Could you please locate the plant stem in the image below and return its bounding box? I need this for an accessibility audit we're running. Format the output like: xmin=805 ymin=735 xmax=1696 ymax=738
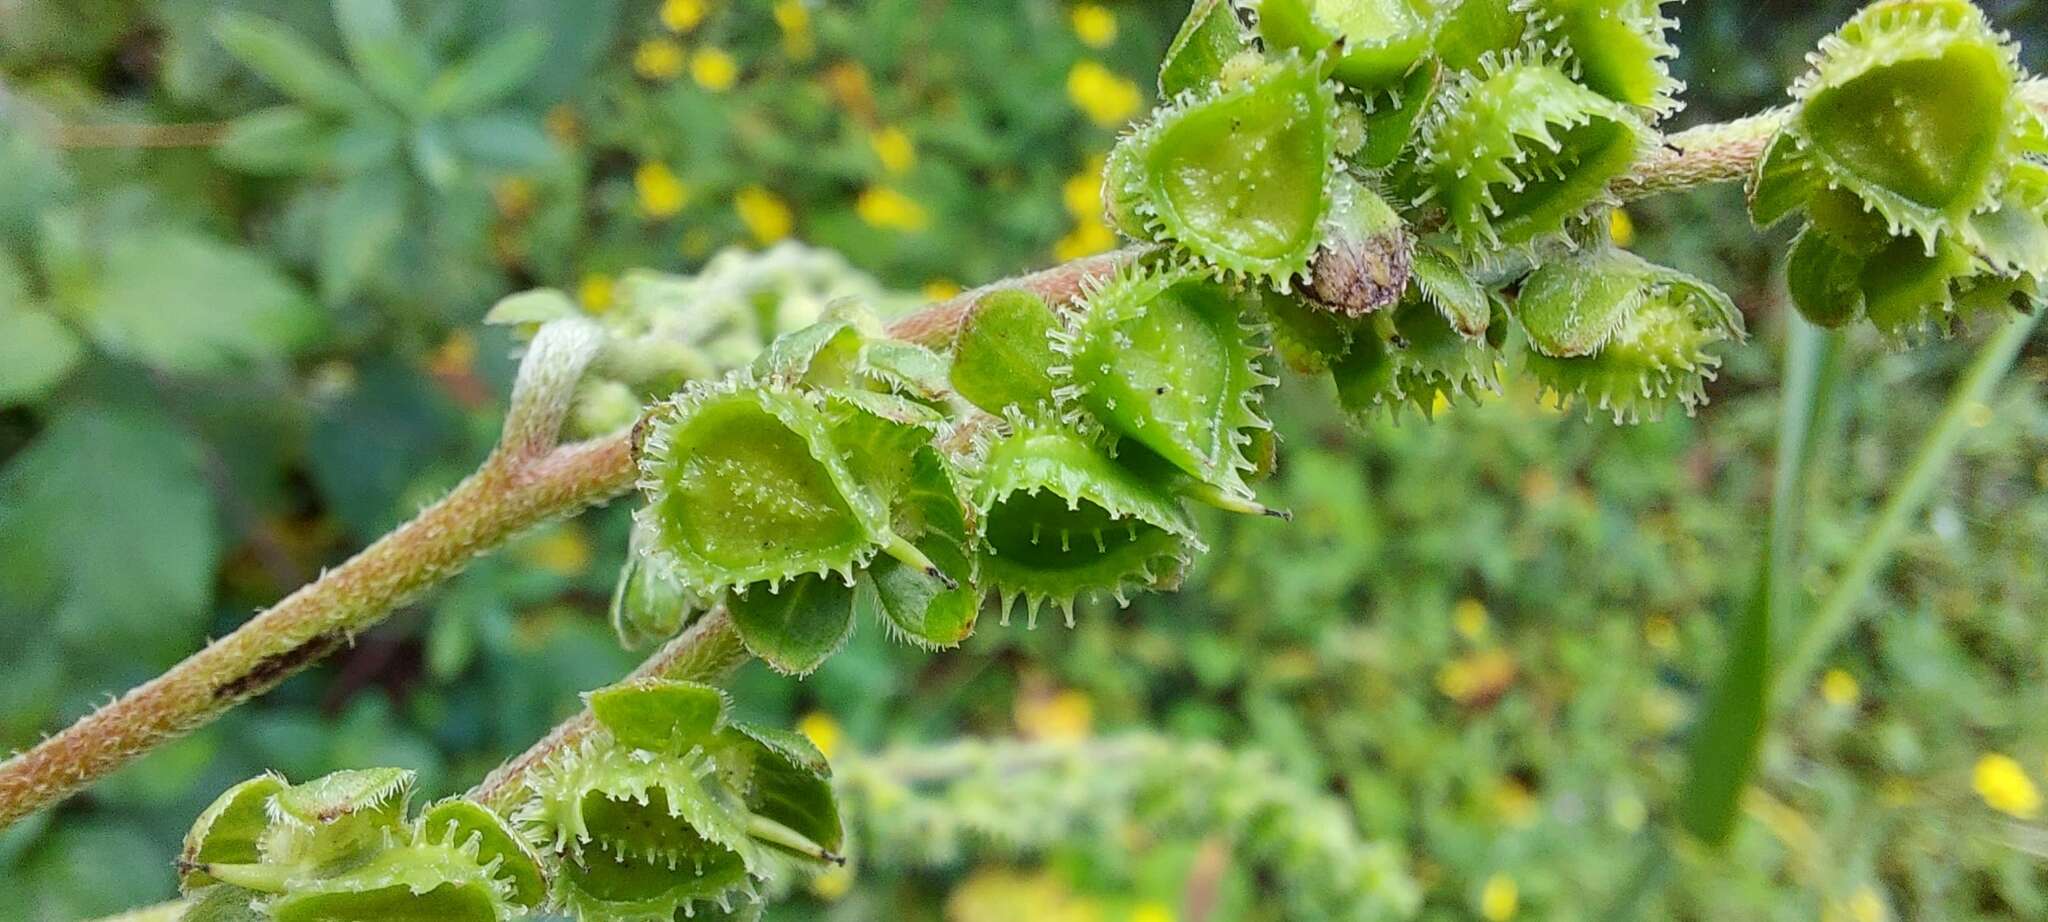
xmin=469 ymin=607 xmax=746 ymax=811
xmin=1771 ymin=310 xmax=2043 ymax=707
xmin=0 ymin=102 xmax=2004 ymax=830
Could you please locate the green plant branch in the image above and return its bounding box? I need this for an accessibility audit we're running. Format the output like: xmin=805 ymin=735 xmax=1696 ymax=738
xmin=1771 ymin=309 xmax=2044 ymax=707
xmin=0 ymin=103 xmax=1987 ymax=831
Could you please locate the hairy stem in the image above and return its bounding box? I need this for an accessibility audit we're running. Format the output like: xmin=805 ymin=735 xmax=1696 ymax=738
xmin=0 ymin=103 xmax=1947 ymax=830
xmin=469 ymin=607 xmax=747 ymax=810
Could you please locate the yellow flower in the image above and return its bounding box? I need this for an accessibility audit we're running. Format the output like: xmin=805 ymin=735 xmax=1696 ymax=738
xmin=1018 ymin=688 xmax=1094 ymax=742
xmin=870 ymin=126 xmax=916 ymax=175
xmin=1071 ymin=3 xmax=1118 ymax=49
xmin=660 ymin=0 xmax=706 ymax=33
xmin=857 ymin=185 xmax=930 ymax=232
xmin=632 ymin=39 xmax=686 ymax=80
xmin=1480 ymin=874 xmax=1518 ymax=921
xmin=634 ymin=161 xmax=689 ymax=219
xmin=1820 ymin=668 xmax=1860 ymax=708
xmin=1436 ymin=649 xmax=1516 ymax=705
xmin=1129 ymin=902 xmax=1174 ymax=922
xmin=735 ymin=186 xmax=793 ymax=244
xmin=923 ymin=279 xmax=963 ymax=301
xmin=1062 ymin=158 xmax=1105 ymax=220
xmin=1846 ymin=886 xmax=1888 ymax=922
xmin=1973 ymin=753 xmax=2042 ymax=819
xmin=1643 ymin=614 xmax=1678 ymax=655
xmin=1492 ymin=778 xmax=1536 ymax=827
xmin=1067 ymin=60 xmax=1143 ymax=127
xmin=1608 ymin=207 xmax=1636 ymax=248
xmin=578 ymin=272 xmax=615 ymax=312
xmin=1453 ymin=598 xmax=1489 ymax=642
xmin=773 ymin=0 xmax=814 ymax=59
xmin=517 ymin=524 xmax=592 ymax=577
xmin=692 ymin=47 xmax=739 ymax=92
xmin=1054 ymin=219 xmax=1117 ymax=262
xmin=797 ymin=712 xmax=844 ymax=760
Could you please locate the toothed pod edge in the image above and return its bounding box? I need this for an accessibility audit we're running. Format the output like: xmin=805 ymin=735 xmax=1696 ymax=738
xmin=1110 ymin=54 xmax=1339 ymax=287
xmin=1421 ymin=58 xmax=1653 ymax=251
xmin=969 ymin=417 xmax=1200 ymax=627
xmin=1252 ymin=0 xmax=1445 ymax=92
xmin=1524 ymin=0 xmax=1684 ymax=115
xmin=1516 ymin=246 xmax=1745 ymax=423
xmin=1787 ymin=0 xmax=2026 ymax=248
xmin=1054 ymin=261 xmax=1276 ymax=504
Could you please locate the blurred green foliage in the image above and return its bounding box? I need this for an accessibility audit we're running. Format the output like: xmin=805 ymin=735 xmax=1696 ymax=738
xmin=0 ymin=1 xmax=2045 ymax=920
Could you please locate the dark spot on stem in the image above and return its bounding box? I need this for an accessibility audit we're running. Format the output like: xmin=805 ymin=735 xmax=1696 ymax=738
xmin=212 ymin=631 xmax=346 ymax=701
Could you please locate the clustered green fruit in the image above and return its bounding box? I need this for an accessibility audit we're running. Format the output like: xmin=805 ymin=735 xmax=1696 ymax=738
xmin=1751 ymin=0 xmax=2046 ymax=337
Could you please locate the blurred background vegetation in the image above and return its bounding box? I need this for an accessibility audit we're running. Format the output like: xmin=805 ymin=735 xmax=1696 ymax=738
xmin=1 ymin=1 xmax=2046 ymax=919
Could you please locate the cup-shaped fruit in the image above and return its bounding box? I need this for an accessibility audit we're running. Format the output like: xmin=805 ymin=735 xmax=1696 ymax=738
xmin=859 ymin=446 xmax=981 ymax=650
xmin=587 ymin=678 xmax=732 ymax=756
xmin=1108 ymin=55 xmax=1338 ymax=284
xmin=263 ymin=842 xmax=519 ymax=922
xmin=610 ymin=518 xmax=712 ymax=649
xmin=262 ymin=768 xmax=417 ymax=871
xmin=1330 ymin=293 xmax=1504 ymax=422
xmin=1423 ymin=61 xmax=1650 ymax=249
xmin=181 ymin=773 xmax=288 ymax=889
xmin=949 ymin=289 xmax=1064 ymax=417
xmin=1253 ymin=0 xmax=1443 ymax=91
xmin=635 ymin=378 xmax=893 ymax=595
xmin=1159 ymin=0 xmax=1250 ymax=96
xmin=1516 ymin=247 xmax=1745 ymax=422
xmin=1055 ymin=264 xmax=1275 ymax=504
xmin=970 ymin=419 xmax=1199 ymax=625
xmin=415 ymin=799 xmax=549 ymax=910
xmin=1788 ymin=0 xmax=2024 ymax=245
xmin=1526 ymin=0 xmax=1682 ymax=113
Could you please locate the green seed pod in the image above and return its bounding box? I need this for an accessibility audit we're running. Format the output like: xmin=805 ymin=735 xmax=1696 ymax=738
xmin=181 ymin=773 xmax=288 ymax=890
xmin=713 ymin=724 xmax=844 ymax=865
xmin=729 ymin=573 xmax=860 ymax=677
xmin=262 ymin=768 xmax=417 ymax=871
xmin=1964 ymin=160 xmax=2048 ymax=279
xmin=1259 ymin=283 xmax=1356 ymax=375
xmin=750 ymin=317 xmax=867 ymax=389
xmin=860 ymin=446 xmax=980 ymax=650
xmin=1159 ymin=0 xmax=1250 ymax=97
xmin=1354 ymin=58 xmax=1443 ymax=171
xmin=1525 ymin=0 xmax=1683 ymax=114
xmin=1330 ymin=292 xmax=1504 ymax=422
xmin=1434 ymin=0 xmax=1531 ymax=72
xmin=635 ymin=376 xmax=894 ymax=595
xmin=858 ymin=338 xmax=953 ymax=402
xmin=949 ymin=289 xmax=1064 ymax=417
xmin=610 ymin=519 xmax=712 ymax=650
xmin=1747 ymin=129 xmax=1825 ymax=230
xmin=1053 ymin=263 xmax=1275 ymax=505
xmin=1253 ymin=0 xmax=1443 ymax=92
xmin=969 ymin=418 xmax=1199 ymax=625
xmin=587 ymin=678 xmax=731 ymax=756
xmin=1421 ymin=59 xmax=1651 ymax=250
xmin=1787 ymin=0 xmax=2025 ymax=246
xmin=416 ymin=799 xmax=548 ymax=910
xmin=1110 ymin=55 xmax=1339 ymax=285
xmin=264 ymin=842 xmax=515 ymax=922
xmin=1516 ymin=246 xmax=1745 ymax=422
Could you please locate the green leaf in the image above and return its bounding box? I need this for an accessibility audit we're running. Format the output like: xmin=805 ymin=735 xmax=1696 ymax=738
xmin=948 ymin=289 xmax=1061 ymax=415
xmin=215 ymin=106 xmax=340 ymax=176
xmin=724 ymin=723 xmax=843 ymax=860
xmin=0 ymin=307 xmax=82 ymax=406
xmin=587 ymin=678 xmax=730 ymax=755
xmin=483 ymin=288 xmax=577 ymax=325
xmin=1159 ymin=0 xmax=1248 ymax=97
xmin=320 ymin=168 xmax=408 ymax=304
xmin=729 ymin=574 xmax=859 ymax=677
xmin=213 ymin=12 xmax=379 ymax=115
xmin=0 ymin=406 xmax=219 ymax=664
xmin=182 ymin=885 xmax=269 ymax=922
xmin=1676 ymin=554 xmax=1773 ymax=847
xmin=67 ymin=227 xmax=322 ymax=372
xmin=444 ymin=114 xmax=557 ymax=170
xmin=425 ymin=28 xmax=548 ymax=115
xmin=333 ymin=0 xmax=433 ymax=110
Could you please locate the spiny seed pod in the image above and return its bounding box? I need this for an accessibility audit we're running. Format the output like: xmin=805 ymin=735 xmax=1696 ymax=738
xmin=969 ymin=417 xmax=1199 ymax=626
xmin=587 ymin=678 xmax=731 ymax=756
xmin=1785 ymin=225 xmax=1980 ymax=338
xmin=1159 ymin=0 xmax=1250 ymax=97
xmin=1253 ymin=0 xmax=1444 ymax=92
xmin=1516 ymin=246 xmax=1745 ymax=422
xmin=636 ymin=375 xmax=917 ymax=596
xmin=729 ymin=573 xmax=861 ymax=677
xmin=1785 ymin=0 xmax=2026 ymax=246
xmin=860 ymin=445 xmax=981 ymax=650
xmin=610 ymin=518 xmax=712 ymax=650
xmin=1354 ymin=58 xmax=1443 ymax=171
xmin=182 ymin=772 xmax=542 ymax=922
xmin=1259 ymin=283 xmax=1356 ymax=375
xmin=949 ymin=289 xmax=1064 ymax=417
xmin=1305 ymin=177 xmax=1413 ymax=317
xmin=1434 ymin=0 xmax=1531 ymax=72
xmin=1525 ymin=0 xmax=1683 ymax=115
xmin=1052 ymin=262 xmax=1276 ymax=507
xmin=1421 ymin=59 xmax=1651 ymax=250
xmin=1108 ymin=54 xmax=1339 ymax=285
xmin=1964 ymin=160 xmax=2048 ymax=280
xmin=1327 ymin=244 xmax=1507 ymax=417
